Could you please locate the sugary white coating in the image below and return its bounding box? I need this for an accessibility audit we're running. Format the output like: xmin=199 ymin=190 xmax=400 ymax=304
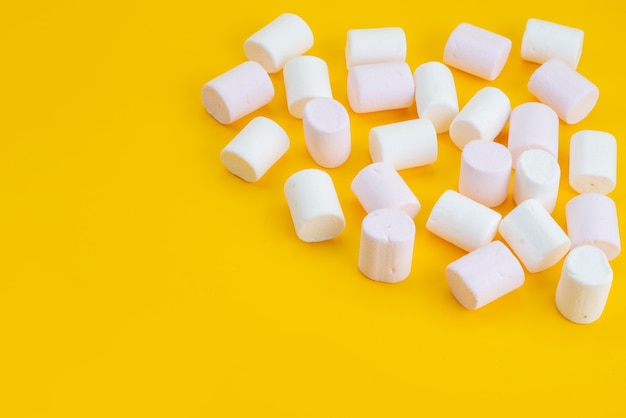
xmin=243 ymin=13 xmax=314 ymax=73
xmin=556 ymin=245 xmax=613 ymax=324
xmin=302 ymin=97 xmax=351 ymax=168
xmin=449 ymin=86 xmax=511 ymax=150
xmin=521 ymin=18 xmax=584 ymax=69
xmin=351 ymin=162 xmax=420 ymax=218
xmin=498 ymin=199 xmax=571 ymax=273
xmin=446 ymin=240 xmax=525 ymax=310
xmin=369 ymin=118 xmax=437 ymax=170
xmin=283 ymin=55 xmax=333 ymax=118
xmin=347 ymin=61 xmax=415 ymax=113
xmin=507 ymin=102 xmax=559 ymax=167
xmin=513 ymin=149 xmax=561 ymax=214
xmin=569 ymin=130 xmax=617 ymax=194
xmin=201 ymin=61 xmax=274 ymax=125
xmin=443 ymin=22 xmax=512 ymax=81
xmin=345 ymin=27 xmax=407 ymax=69
xmin=458 ymin=140 xmax=512 ymax=208
xmin=565 ymin=193 xmax=621 ymax=261
xmin=220 ymin=116 xmax=289 ymax=182
xmin=527 ymin=57 xmax=599 ymax=124
xmin=358 ymin=208 xmax=416 ymax=283
xmin=414 ymin=61 xmax=459 ymax=133
xmin=284 ymin=169 xmax=345 ymax=242
xmin=426 ymin=189 xmax=502 ymax=252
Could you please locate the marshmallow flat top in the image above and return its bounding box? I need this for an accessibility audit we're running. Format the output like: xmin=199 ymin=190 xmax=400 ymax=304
xmin=302 ymin=97 xmax=351 ymax=168
xmin=346 ymin=27 xmax=407 ymax=69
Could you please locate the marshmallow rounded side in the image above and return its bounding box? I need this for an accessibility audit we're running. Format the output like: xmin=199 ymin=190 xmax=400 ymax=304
xmin=569 ymin=130 xmax=617 ymax=195
xmin=507 ymin=102 xmax=559 ymax=166
xmin=369 ymin=118 xmax=438 ymax=170
xmin=513 ymin=149 xmax=561 ymax=214
xmin=284 ymin=55 xmax=333 ymax=118
xmin=414 ymin=61 xmax=459 ymax=133
xmin=346 ymin=27 xmax=407 ymax=69
xmin=302 ymin=97 xmax=351 ymax=168
xmin=347 ymin=61 xmax=415 ymax=113
xmin=521 ymin=18 xmax=584 ymax=69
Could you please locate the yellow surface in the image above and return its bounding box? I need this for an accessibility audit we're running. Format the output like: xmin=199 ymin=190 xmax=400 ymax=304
xmin=1 ymin=1 xmax=625 ymax=416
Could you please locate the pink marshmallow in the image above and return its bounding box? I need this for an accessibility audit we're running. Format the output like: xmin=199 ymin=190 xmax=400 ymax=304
xmin=507 ymin=102 xmax=559 ymax=167
xmin=347 ymin=61 xmax=415 ymax=113
xmin=302 ymin=97 xmax=351 ymax=168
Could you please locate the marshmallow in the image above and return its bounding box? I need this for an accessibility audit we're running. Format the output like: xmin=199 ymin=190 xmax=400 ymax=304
xmin=284 ymin=169 xmax=345 ymax=242
xmin=351 ymin=162 xmax=420 ymax=218
xmin=513 ymin=149 xmax=561 ymax=214
xmin=414 ymin=61 xmax=459 ymax=133
xmin=443 ymin=22 xmax=512 ymax=81
xmin=555 ymin=245 xmax=613 ymax=324
xmin=527 ymin=57 xmax=599 ymax=124
xmin=569 ymin=130 xmax=617 ymax=195
xmin=449 ymin=86 xmax=511 ymax=150
xmin=283 ymin=55 xmax=333 ymax=118
xmin=507 ymin=102 xmax=559 ymax=167
xmin=446 ymin=241 xmax=525 ymax=310
xmin=243 ymin=13 xmax=314 ymax=73
xmin=220 ymin=116 xmax=289 ymax=182
xmin=345 ymin=27 xmax=407 ymax=69
xmin=458 ymin=140 xmax=512 ymax=207
xmin=498 ymin=199 xmax=571 ymax=273
xmin=302 ymin=97 xmax=351 ymax=168
xmin=201 ymin=61 xmax=274 ymax=125
xmin=347 ymin=61 xmax=415 ymax=113
xmin=369 ymin=118 xmax=438 ymax=170
xmin=521 ymin=18 xmax=584 ymax=69
xmin=358 ymin=208 xmax=416 ymax=283
xmin=426 ymin=189 xmax=502 ymax=252
xmin=565 ymin=193 xmax=621 ymax=261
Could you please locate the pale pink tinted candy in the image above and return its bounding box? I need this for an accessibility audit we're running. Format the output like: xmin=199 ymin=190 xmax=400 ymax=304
xmin=347 ymin=61 xmax=415 ymax=113
xmin=507 ymin=102 xmax=559 ymax=167
xmin=303 ymin=98 xmax=351 ymax=168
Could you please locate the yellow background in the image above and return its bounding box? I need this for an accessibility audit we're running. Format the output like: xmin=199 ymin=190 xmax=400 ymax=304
xmin=1 ymin=0 xmax=624 ymax=416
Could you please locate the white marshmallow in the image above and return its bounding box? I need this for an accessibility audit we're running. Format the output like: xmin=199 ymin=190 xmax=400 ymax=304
xmin=358 ymin=208 xmax=416 ymax=283
xmin=284 ymin=169 xmax=345 ymax=242
xmin=498 ymin=199 xmax=571 ymax=273
xmin=345 ymin=27 xmax=407 ymax=69
xmin=243 ymin=13 xmax=314 ymax=73
xmin=569 ymin=130 xmax=617 ymax=195
xmin=302 ymin=97 xmax=351 ymax=168
xmin=201 ymin=61 xmax=274 ymax=125
xmin=283 ymin=55 xmax=333 ymax=118
xmin=513 ymin=149 xmax=561 ymax=214
xmin=446 ymin=240 xmax=525 ymax=310
xmin=443 ymin=22 xmax=512 ymax=81
xmin=527 ymin=57 xmax=599 ymax=124
xmin=556 ymin=245 xmax=613 ymax=324
xmin=369 ymin=118 xmax=438 ymax=170
xmin=449 ymin=86 xmax=511 ymax=150
xmin=351 ymin=162 xmax=420 ymax=218
xmin=347 ymin=61 xmax=415 ymax=113
xmin=566 ymin=193 xmax=621 ymax=261
xmin=414 ymin=61 xmax=459 ymax=133
xmin=220 ymin=116 xmax=289 ymax=182
xmin=521 ymin=18 xmax=584 ymax=69
xmin=507 ymin=102 xmax=559 ymax=167
xmin=426 ymin=189 xmax=502 ymax=252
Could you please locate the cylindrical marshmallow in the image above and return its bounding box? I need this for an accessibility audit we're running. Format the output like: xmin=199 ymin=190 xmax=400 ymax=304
xmin=565 ymin=193 xmax=621 ymax=261
xmin=345 ymin=27 xmax=407 ymax=69
xmin=507 ymin=102 xmax=559 ymax=166
xmin=283 ymin=55 xmax=333 ymax=118
xmin=528 ymin=57 xmax=599 ymax=124
xmin=569 ymin=130 xmax=617 ymax=195
xmin=513 ymin=149 xmax=561 ymax=214
xmin=414 ymin=61 xmax=459 ymax=134
xmin=284 ymin=169 xmax=345 ymax=242
xmin=521 ymin=18 xmax=584 ymax=69
xmin=459 ymin=140 xmax=512 ymax=207
xmin=369 ymin=118 xmax=438 ymax=170
xmin=351 ymin=162 xmax=420 ymax=218
xmin=302 ymin=97 xmax=351 ymax=168
xmin=201 ymin=61 xmax=274 ymax=125
xmin=443 ymin=22 xmax=512 ymax=81
xmin=556 ymin=245 xmax=613 ymax=324
xmin=347 ymin=61 xmax=415 ymax=113
xmin=243 ymin=13 xmax=314 ymax=73
xmin=498 ymin=198 xmax=571 ymax=273
xmin=449 ymin=86 xmax=511 ymax=150
xmin=358 ymin=208 xmax=416 ymax=283
xmin=426 ymin=189 xmax=502 ymax=252
xmin=220 ymin=116 xmax=289 ymax=182
xmin=446 ymin=240 xmax=525 ymax=310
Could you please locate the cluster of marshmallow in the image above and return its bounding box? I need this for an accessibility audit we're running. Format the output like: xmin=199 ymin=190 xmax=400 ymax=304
xmin=201 ymin=14 xmax=620 ymax=324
